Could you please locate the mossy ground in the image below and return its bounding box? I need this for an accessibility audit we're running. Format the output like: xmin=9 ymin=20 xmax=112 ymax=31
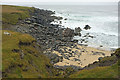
xmin=2 ymin=30 xmax=52 ymax=78
xmin=69 ymin=63 xmax=118 ymax=78
xmin=2 ymin=5 xmax=34 ymax=25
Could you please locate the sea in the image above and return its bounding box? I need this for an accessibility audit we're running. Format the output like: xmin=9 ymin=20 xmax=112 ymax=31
xmin=2 ymin=3 xmax=118 ymax=50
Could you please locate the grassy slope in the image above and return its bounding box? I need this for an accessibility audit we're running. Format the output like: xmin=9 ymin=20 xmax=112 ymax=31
xmin=2 ymin=30 xmax=52 ymax=78
xmin=2 ymin=5 xmax=34 ymax=25
xmin=70 ymin=63 xmax=118 ymax=78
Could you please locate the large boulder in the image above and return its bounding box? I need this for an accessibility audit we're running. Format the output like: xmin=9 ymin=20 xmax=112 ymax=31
xmin=75 ymin=27 xmax=82 ymax=33
xmin=71 ymin=39 xmax=78 ymax=43
xmin=74 ymin=27 xmax=82 ymax=36
xmin=62 ymin=28 xmax=74 ymax=37
xmin=84 ymin=25 xmax=91 ymax=30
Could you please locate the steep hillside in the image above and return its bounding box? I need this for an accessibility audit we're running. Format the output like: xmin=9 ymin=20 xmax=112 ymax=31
xmin=2 ymin=30 xmax=52 ymax=78
xmin=70 ymin=63 xmax=118 ymax=78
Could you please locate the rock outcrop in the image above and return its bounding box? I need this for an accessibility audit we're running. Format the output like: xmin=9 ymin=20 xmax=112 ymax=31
xmin=62 ymin=28 xmax=74 ymax=37
xmin=84 ymin=25 xmax=91 ymax=30
xmin=74 ymin=27 xmax=82 ymax=36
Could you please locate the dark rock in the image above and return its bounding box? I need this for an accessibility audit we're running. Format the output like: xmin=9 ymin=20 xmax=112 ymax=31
xmin=64 ymin=18 xmax=67 ymax=20
xmin=63 ymin=55 xmax=70 ymax=60
xmin=46 ymin=64 xmax=50 ymax=68
xmin=19 ymin=41 xmax=31 ymax=46
xmin=100 ymin=45 xmax=103 ymax=47
xmin=62 ymin=28 xmax=74 ymax=37
xmin=75 ymin=50 xmax=79 ymax=54
xmin=84 ymin=25 xmax=91 ymax=30
xmin=18 ymin=64 xmax=23 ymax=67
xmin=88 ymin=35 xmax=94 ymax=38
xmin=98 ymin=57 xmax=103 ymax=61
xmin=59 ymin=56 xmax=63 ymax=62
xmin=74 ymin=27 xmax=82 ymax=36
xmin=59 ymin=21 xmax=62 ymax=24
xmin=111 ymin=53 xmax=115 ymax=56
xmin=68 ymin=49 xmax=72 ymax=52
xmin=12 ymin=49 xmax=20 ymax=53
xmin=23 ymin=66 xmax=28 ymax=72
xmin=71 ymin=39 xmax=78 ymax=43
xmin=72 ymin=51 xmax=74 ymax=53
xmin=92 ymin=52 xmax=105 ymax=56
xmin=74 ymin=58 xmax=81 ymax=61
xmin=84 ymin=41 xmax=88 ymax=43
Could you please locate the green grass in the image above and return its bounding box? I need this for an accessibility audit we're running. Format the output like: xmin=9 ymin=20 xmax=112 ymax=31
xmin=2 ymin=30 xmax=52 ymax=78
xmin=99 ymin=55 xmax=116 ymax=63
xmin=2 ymin=5 xmax=34 ymax=25
xmin=69 ymin=63 xmax=118 ymax=78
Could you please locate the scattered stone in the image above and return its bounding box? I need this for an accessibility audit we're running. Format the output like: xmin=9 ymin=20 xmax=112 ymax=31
xmin=84 ymin=25 xmax=91 ymax=30
xmin=12 ymin=49 xmax=20 ymax=53
xmin=92 ymin=52 xmax=105 ymax=56
xmin=63 ymin=55 xmax=70 ymax=60
xmin=62 ymin=28 xmax=74 ymax=37
xmin=74 ymin=58 xmax=81 ymax=61
xmin=71 ymin=39 xmax=78 ymax=43
xmin=74 ymin=27 xmax=82 ymax=36
xmin=59 ymin=21 xmax=62 ymax=24
xmin=100 ymin=45 xmax=103 ymax=47
xmin=98 ymin=57 xmax=103 ymax=61
xmin=68 ymin=49 xmax=72 ymax=52
xmin=64 ymin=18 xmax=67 ymax=20
xmin=88 ymin=35 xmax=94 ymax=38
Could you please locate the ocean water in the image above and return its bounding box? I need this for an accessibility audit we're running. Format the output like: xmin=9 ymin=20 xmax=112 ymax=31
xmin=34 ymin=5 xmax=118 ymax=50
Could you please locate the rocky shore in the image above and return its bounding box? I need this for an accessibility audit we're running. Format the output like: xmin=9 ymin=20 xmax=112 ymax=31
xmin=3 ymin=7 xmax=114 ymax=70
